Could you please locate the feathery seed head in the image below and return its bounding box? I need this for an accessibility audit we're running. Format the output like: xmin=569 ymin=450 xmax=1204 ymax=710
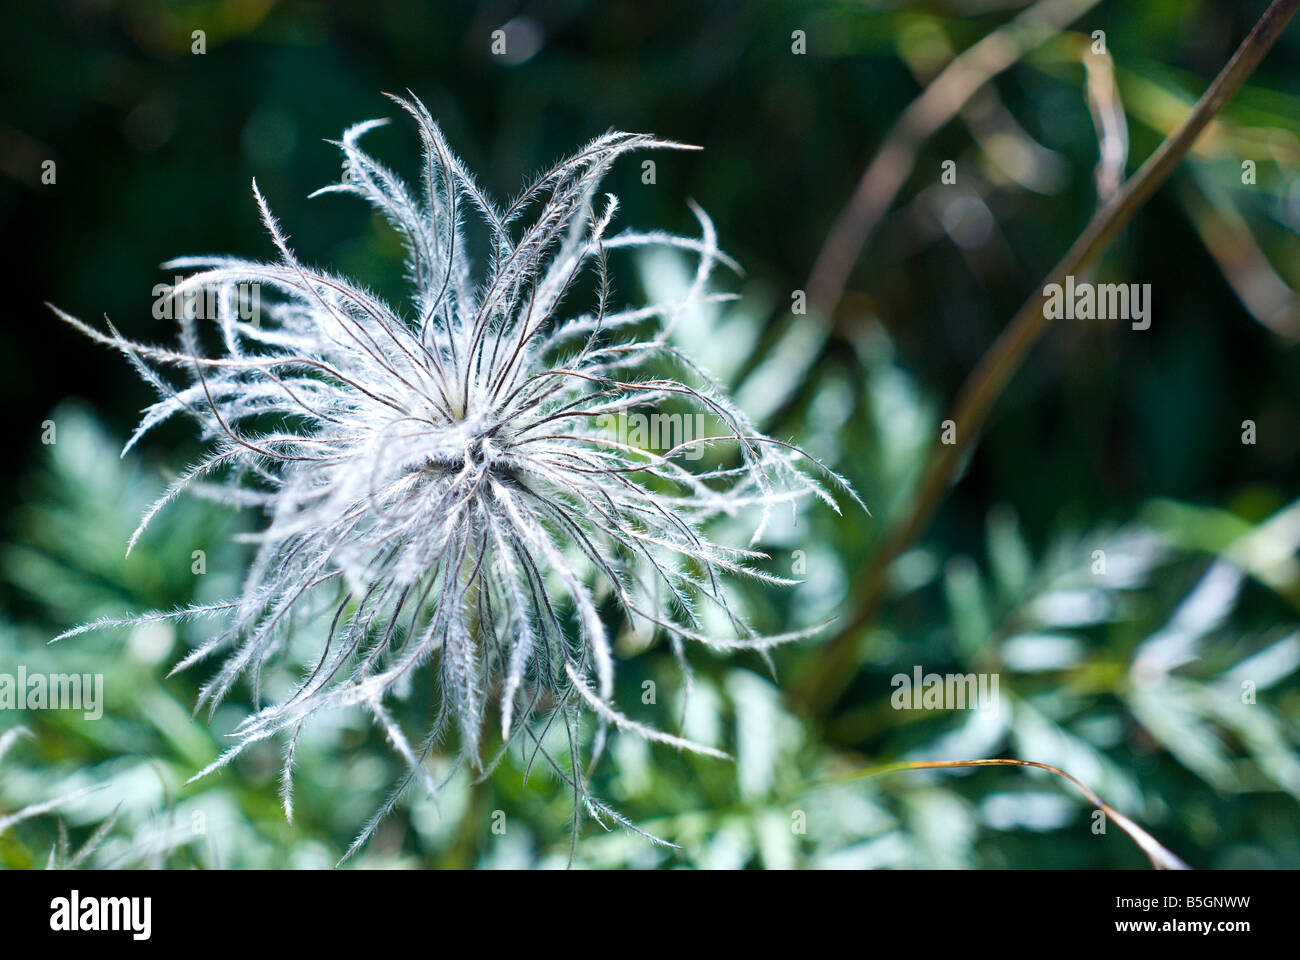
xmin=52 ymin=93 xmax=862 ymax=855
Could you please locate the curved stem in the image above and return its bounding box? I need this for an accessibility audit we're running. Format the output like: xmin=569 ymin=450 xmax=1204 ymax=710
xmin=816 ymin=758 xmax=1190 ymax=869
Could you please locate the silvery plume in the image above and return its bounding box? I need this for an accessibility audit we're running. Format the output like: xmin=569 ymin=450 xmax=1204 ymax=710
xmin=52 ymin=93 xmax=860 ymax=856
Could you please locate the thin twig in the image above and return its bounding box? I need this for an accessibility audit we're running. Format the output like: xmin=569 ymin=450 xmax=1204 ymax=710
xmin=802 ymin=0 xmax=1300 ymax=710
xmin=1079 ymin=35 xmax=1128 ymax=203
xmin=817 ymin=758 xmax=1191 ymax=869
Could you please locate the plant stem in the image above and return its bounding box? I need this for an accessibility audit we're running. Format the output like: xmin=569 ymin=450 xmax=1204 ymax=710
xmin=816 ymin=758 xmax=1190 ymax=869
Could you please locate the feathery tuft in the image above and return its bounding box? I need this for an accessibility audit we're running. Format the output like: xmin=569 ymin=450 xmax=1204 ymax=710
xmin=52 ymin=93 xmax=860 ymax=854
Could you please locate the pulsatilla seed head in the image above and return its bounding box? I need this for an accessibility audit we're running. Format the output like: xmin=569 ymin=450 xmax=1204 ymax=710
xmin=51 ymin=91 xmax=862 ymax=857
